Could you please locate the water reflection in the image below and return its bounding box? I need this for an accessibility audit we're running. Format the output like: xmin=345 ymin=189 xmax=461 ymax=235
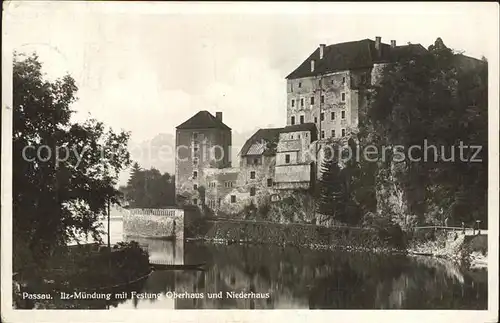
xmin=111 ymin=241 xmax=486 ymax=310
xmin=66 ymin=220 xmax=487 ymax=310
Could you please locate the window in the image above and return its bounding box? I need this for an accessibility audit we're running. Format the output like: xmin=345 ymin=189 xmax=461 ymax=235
xmin=193 ymin=157 xmax=199 ymax=165
xmin=321 ymin=95 xmax=325 ymax=104
xmin=218 ymin=198 xmax=221 ymax=206
xmin=291 ymin=116 xmax=295 ymax=125
xmin=193 ymin=147 xmax=199 ymax=153
xmin=193 ymin=198 xmax=198 ymax=205
xmin=230 ymin=195 xmax=236 ymax=203
xmin=285 ymin=154 xmax=290 ymax=164
xmin=321 ymin=131 xmax=325 ymax=139
xmin=300 ymin=98 xmax=304 ymax=107
xmin=331 ymin=129 xmax=336 ymax=137
xmin=331 ymin=112 xmax=335 ymax=120
xmin=250 ymin=187 xmax=256 ymax=197
xmin=298 ymin=82 xmax=302 ymax=88
xmin=341 ymin=110 xmax=346 ymax=119
xmin=193 ymin=184 xmax=198 ymax=190
xmin=298 ymin=134 xmax=301 ymax=139
xmin=305 ymin=133 xmax=308 ymax=137
xmin=291 ymin=134 xmax=294 ymax=139
xmin=314 ymin=117 xmax=318 ymax=123
xmin=310 ymin=97 xmax=315 ymax=105
xmin=320 ymin=113 xmax=324 ymax=121
xmin=250 ymin=171 xmax=256 ymax=179
xmin=318 ymin=79 xmax=322 ymax=86
xmin=193 ymin=171 xmax=198 ymax=179
xmin=193 ymin=132 xmax=198 ymax=140
xmin=342 ymin=129 xmax=346 ymax=137
xmin=361 ymin=75 xmax=366 ymax=84
xmin=341 ymin=92 xmax=346 ymax=102
xmin=253 ymin=158 xmax=260 ymax=165
xmin=291 ymin=99 xmax=295 ymax=107
xmin=342 ymin=77 xmax=346 ymax=84
xmin=225 ymin=181 xmax=233 ymax=188
xmin=290 ymin=83 xmax=293 ymax=92
xmin=300 ymin=115 xmax=304 ymax=124
xmin=267 ymin=178 xmax=273 ymax=187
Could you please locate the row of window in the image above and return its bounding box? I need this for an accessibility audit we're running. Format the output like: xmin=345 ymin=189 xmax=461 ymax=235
xmin=320 ymin=129 xmax=347 ymax=139
xmin=287 ymin=133 xmax=306 ymax=140
xmin=291 ymin=93 xmax=346 ymax=108
xmin=290 ymin=110 xmax=346 ymax=126
xmin=192 ymin=179 xmax=234 ymax=189
xmin=290 ymin=77 xmax=347 ymax=92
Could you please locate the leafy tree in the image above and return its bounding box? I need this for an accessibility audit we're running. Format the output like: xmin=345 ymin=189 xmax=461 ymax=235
xmin=121 ymin=165 xmax=176 ymax=208
xmin=366 ymin=37 xmax=488 ymax=227
xmin=13 ymin=53 xmax=131 ymax=265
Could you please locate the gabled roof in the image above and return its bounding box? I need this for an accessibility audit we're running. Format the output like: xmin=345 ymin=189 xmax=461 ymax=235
xmin=286 ymin=39 xmax=427 ymax=79
xmin=240 ymin=128 xmax=283 ymax=157
xmin=176 ymin=110 xmax=231 ymax=130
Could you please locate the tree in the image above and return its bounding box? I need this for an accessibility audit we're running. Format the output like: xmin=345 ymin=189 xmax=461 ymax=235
xmin=121 ymin=165 xmax=176 ymax=208
xmin=317 ymin=141 xmax=349 ymax=224
xmin=316 ymin=138 xmax=368 ymax=226
xmin=13 ymin=53 xmax=131 ymax=265
xmin=367 ymin=37 xmax=488 ymax=227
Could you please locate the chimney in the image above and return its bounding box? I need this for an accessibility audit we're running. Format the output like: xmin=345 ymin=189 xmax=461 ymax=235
xmin=311 ymin=60 xmax=315 ymax=72
xmin=375 ymin=36 xmax=382 ymax=56
xmin=319 ymin=44 xmax=326 ymax=59
xmin=391 ymin=40 xmax=396 ymax=48
xmin=216 ymin=112 xmax=222 ymax=122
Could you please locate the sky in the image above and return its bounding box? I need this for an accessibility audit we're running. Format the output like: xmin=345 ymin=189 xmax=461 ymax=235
xmin=4 ymin=2 xmax=499 ymax=184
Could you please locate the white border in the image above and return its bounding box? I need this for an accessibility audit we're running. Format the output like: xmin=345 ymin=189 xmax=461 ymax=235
xmin=2 ymin=2 xmax=499 ymax=323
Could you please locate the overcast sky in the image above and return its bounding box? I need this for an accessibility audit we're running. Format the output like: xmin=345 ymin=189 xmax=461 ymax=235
xmin=4 ymin=2 xmax=498 ymax=183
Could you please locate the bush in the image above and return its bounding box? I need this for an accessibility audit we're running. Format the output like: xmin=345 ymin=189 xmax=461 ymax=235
xmin=362 ymin=212 xmax=407 ymax=250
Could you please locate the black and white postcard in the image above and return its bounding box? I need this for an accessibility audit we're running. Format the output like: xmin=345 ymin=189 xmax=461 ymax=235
xmin=1 ymin=2 xmax=499 ymax=323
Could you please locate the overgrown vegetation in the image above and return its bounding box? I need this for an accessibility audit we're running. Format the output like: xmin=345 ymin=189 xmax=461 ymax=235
xmin=119 ymin=162 xmax=176 ymax=208
xmin=14 ymin=241 xmax=150 ymax=309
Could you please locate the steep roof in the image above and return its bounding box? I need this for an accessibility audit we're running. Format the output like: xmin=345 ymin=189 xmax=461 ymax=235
xmin=176 ymin=110 xmax=231 ymax=130
xmin=280 ymin=123 xmax=318 ymax=141
xmin=239 ymin=128 xmax=283 ymax=157
xmin=286 ymin=39 xmax=427 ymax=79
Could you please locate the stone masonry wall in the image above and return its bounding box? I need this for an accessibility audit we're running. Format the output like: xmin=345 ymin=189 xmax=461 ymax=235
xmin=124 ymin=208 xmax=185 ymax=240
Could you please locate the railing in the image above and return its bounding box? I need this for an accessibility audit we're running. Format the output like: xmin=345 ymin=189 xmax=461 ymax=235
xmin=129 ymin=208 xmax=179 ymax=217
xmin=411 ymin=225 xmax=484 ymax=235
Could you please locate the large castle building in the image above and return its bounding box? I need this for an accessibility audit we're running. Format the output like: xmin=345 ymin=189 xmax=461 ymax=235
xmin=175 ymin=37 xmax=427 ymax=212
xmin=285 ymin=37 xmax=426 ymax=141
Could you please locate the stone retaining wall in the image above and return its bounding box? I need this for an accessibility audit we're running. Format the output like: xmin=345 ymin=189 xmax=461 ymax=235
xmin=195 ymin=219 xmax=406 ymax=252
xmin=123 ymin=208 xmax=184 ymax=240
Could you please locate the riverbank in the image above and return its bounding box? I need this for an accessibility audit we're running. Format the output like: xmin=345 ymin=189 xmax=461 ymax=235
xmin=190 ymin=218 xmax=407 ymax=253
xmin=407 ymin=230 xmax=488 ymax=268
xmin=13 ymin=241 xmax=151 ymax=309
xmin=189 ymin=219 xmax=488 ymax=269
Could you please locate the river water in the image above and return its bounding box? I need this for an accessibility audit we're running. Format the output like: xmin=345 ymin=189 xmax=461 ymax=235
xmin=91 ymin=219 xmax=488 ymax=309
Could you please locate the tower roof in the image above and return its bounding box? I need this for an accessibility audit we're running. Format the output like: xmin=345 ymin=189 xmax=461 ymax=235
xmin=176 ymin=110 xmax=231 ymax=130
